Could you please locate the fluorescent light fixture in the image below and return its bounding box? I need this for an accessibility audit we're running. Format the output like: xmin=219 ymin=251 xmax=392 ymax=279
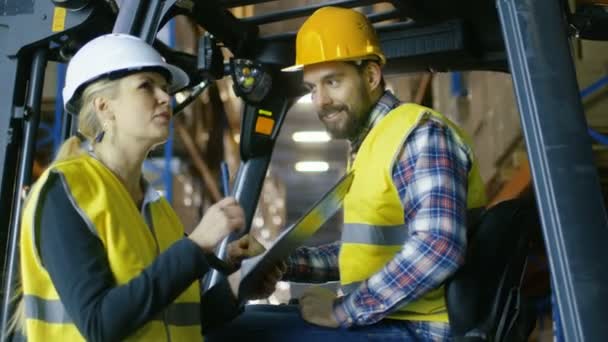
xmin=297 ymin=93 xmax=312 ymax=104
xmin=277 ymin=281 xmax=290 ymax=291
xmin=260 ymin=228 xmax=271 ymax=239
xmin=292 ymin=131 xmax=330 ymax=143
xmin=295 ymin=161 xmax=329 ymax=173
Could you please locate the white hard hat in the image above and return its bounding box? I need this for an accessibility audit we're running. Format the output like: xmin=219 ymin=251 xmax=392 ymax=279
xmin=63 ymin=33 xmax=189 ymax=114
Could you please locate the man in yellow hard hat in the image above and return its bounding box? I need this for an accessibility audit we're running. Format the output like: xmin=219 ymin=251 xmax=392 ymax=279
xmin=207 ymin=7 xmax=487 ymax=341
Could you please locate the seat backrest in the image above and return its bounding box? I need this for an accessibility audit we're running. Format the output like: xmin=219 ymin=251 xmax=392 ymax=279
xmin=445 ymin=198 xmax=540 ymax=341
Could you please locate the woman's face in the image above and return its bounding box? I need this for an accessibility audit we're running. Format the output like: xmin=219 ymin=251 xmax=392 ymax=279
xmin=106 ymin=71 xmax=172 ymax=147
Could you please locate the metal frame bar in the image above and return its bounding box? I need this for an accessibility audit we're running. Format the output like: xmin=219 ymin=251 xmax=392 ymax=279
xmin=260 ymin=17 xmax=417 ymax=41
xmin=53 ymin=63 xmax=67 ymax=154
xmin=241 ymin=0 xmax=386 ymax=25
xmin=220 ymin=0 xmax=277 ymax=8
xmin=0 ymin=55 xmax=23 ymax=263
xmin=204 ymin=154 xmax=272 ymax=290
xmin=497 ymin=0 xmax=608 ymax=339
xmin=113 ymin=0 xmax=178 ymax=43
xmin=60 ymin=104 xmax=76 ymax=142
xmin=368 ymin=9 xmax=401 ymax=23
xmin=162 ymin=18 xmax=177 ymax=204
xmin=112 ymin=0 xmax=148 ymax=36
xmin=0 ymin=48 xmax=48 ymax=340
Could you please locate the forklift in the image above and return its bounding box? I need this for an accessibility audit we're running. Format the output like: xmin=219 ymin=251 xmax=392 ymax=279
xmin=0 ymin=0 xmax=607 ymax=340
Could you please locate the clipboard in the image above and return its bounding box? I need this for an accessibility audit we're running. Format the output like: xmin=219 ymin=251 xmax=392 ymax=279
xmin=237 ymin=171 xmax=354 ymax=302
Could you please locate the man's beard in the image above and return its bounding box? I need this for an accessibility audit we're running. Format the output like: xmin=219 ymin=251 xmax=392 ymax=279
xmin=318 ymin=99 xmax=371 ymax=140
xmin=319 ymin=107 xmax=364 ymax=139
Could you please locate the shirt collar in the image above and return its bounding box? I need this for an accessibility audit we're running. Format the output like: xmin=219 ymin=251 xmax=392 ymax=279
xmin=349 ymin=90 xmax=401 ymax=153
xmin=141 ymin=178 xmax=161 ymax=206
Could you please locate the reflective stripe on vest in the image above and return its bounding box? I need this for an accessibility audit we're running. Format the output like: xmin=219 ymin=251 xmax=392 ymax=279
xmin=342 ymin=223 xmax=407 ymax=245
xmin=24 ymin=296 xmax=71 ymax=324
xmin=339 ymin=104 xmax=487 ymax=323
xmin=21 ymin=155 xmax=202 ymax=341
xmin=24 ymin=295 xmax=200 ymax=326
xmin=340 ymin=223 xmax=408 ymax=296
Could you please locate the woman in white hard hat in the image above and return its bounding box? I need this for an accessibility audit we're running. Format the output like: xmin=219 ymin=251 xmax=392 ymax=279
xmin=12 ymin=33 xmax=279 ymax=342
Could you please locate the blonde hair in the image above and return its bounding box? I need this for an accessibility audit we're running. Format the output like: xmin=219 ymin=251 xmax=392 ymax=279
xmin=54 ymin=78 xmax=119 ymax=161
xmin=8 ymin=78 xmax=120 ymax=335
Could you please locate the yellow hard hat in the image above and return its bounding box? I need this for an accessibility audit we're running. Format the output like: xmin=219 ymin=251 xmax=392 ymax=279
xmin=283 ymin=7 xmax=386 ymax=71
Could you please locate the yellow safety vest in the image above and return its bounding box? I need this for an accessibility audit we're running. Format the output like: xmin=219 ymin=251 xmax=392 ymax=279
xmin=340 ymin=103 xmax=487 ymax=323
xmin=20 ymin=154 xmax=202 ymax=341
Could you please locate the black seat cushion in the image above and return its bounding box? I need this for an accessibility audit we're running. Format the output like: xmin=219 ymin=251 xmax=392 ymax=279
xmin=446 ymin=198 xmax=540 ymax=341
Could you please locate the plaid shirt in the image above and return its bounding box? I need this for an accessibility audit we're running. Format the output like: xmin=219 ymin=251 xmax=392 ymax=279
xmin=285 ymin=91 xmax=471 ymax=340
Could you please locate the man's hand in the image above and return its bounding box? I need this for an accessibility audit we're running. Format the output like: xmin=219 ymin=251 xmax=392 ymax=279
xmin=226 ymin=234 xmax=286 ymax=299
xmin=227 ymin=261 xmax=286 ymax=299
xmin=299 ymin=286 xmax=340 ymax=328
xmin=226 ymin=234 xmax=266 ymax=268
xmin=248 ymin=261 xmax=286 ymax=300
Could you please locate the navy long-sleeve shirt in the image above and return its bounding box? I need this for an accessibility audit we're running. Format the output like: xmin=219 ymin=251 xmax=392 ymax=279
xmin=36 ymin=173 xmax=240 ymax=341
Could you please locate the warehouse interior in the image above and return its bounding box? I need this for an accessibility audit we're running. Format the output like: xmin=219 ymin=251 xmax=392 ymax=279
xmin=1 ymin=0 xmax=608 ymax=340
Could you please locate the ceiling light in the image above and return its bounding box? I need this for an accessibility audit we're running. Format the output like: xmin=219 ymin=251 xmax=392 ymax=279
xmin=295 ymin=161 xmax=329 ymax=173
xmin=260 ymin=228 xmax=271 ymax=239
xmin=272 ymin=216 xmax=282 ymax=225
xmin=277 ymin=281 xmax=290 ymax=291
xmin=292 ymin=131 xmax=330 ymax=143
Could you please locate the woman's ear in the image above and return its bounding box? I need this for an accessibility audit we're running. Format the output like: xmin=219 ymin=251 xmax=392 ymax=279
xmin=93 ymin=96 xmax=114 ymax=122
xmin=365 ymin=62 xmax=382 ymax=92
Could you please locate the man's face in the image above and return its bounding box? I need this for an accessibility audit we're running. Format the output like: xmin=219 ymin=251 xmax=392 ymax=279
xmin=303 ymin=61 xmax=376 ymax=140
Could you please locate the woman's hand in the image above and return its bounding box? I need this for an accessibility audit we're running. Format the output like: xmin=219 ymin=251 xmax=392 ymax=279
xmin=226 ymin=234 xmax=266 ymax=268
xmin=249 ymin=261 xmax=286 ymax=300
xmin=188 ymin=197 xmax=244 ymax=252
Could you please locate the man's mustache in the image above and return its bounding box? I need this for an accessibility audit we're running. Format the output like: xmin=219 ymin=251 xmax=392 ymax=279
xmin=318 ymin=105 xmax=347 ymax=119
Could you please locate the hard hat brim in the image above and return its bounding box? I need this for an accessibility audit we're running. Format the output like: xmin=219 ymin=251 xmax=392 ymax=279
xmin=164 ymin=63 xmax=190 ymax=93
xmin=282 ymin=55 xmax=386 ymax=73
xmin=282 ymin=64 xmax=304 ymax=72
xmin=65 ymin=63 xmax=189 ymax=115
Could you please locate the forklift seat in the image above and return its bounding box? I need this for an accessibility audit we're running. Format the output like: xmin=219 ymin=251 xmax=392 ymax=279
xmin=445 ymin=198 xmax=540 ymax=342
